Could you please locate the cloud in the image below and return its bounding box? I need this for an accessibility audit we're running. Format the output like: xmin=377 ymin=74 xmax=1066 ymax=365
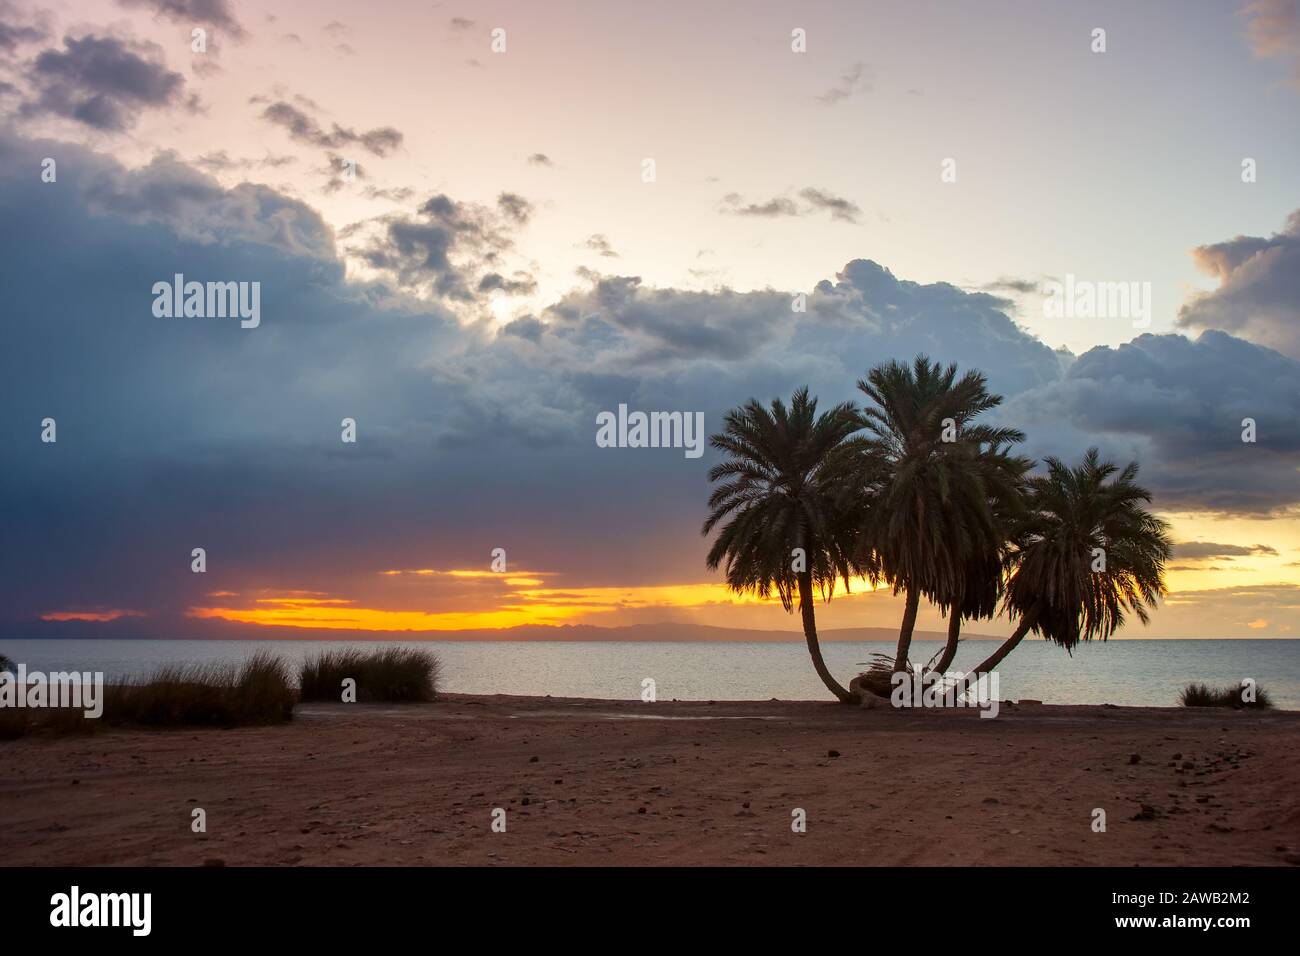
xmin=1242 ymin=0 xmax=1300 ymax=87
xmin=21 ymin=34 xmax=189 ymax=131
xmin=582 ymin=234 xmax=619 ymax=258
xmin=478 ymin=271 xmax=538 ymax=295
xmin=527 ymin=152 xmax=553 ymax=167
xmin=1003 ymin=330 xmax=1300 ymax=514
xmin=117 ymin=0 xmax=246 ymax=38
xmin=2 ymin=130 xmax=1297 ymax=635
xmin=818 ymin=61 xmax=871 ymax=105
xmin=193 ymin=150 xmax=297 ymax=172
xmin=0 ymin=2 xmax=50 ymax=52
xmin=720 ymin=188 xmax=861 ymax=223
xmin=1172 ymin=541 xmax=1280 ymax=559
xmin=319 ymin=152 xmax=364 ymax=194
xmin=1177 ymin=209 xmax=1300 ymax=358
xmin=353 ymin=191 xmax=532 ymax=300
xmin=450 ymin=17 xmax=476 ymax=31
xmin=496 ymin=191 xmax=533 ymax=225
xmin=979 ymin=276 xmax=1042 ymax=295
xmin=502 ymin=316 xmax=545 ymax=342
xmin=720 ymin=193 xmax=799 ymax=218
xmin=361 ymin=184 xmax=414 ymax=203
xmin=259 ymin=100 xmax=404 ymax=157
xmin=798 ymin=188 xmax=861 ymax=224
xmin=79 ymin=147 xmax=335 ymax=258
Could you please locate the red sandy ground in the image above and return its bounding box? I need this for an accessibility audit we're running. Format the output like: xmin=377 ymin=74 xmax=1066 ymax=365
xmin=2 ymin=695 xmax=1298 ymax=866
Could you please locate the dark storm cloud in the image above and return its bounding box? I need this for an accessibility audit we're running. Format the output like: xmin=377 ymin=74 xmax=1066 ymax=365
xmin=1177 ymin=209 xmax=1300 ymax=359
xmin=1002 ymin=330 xmax=1300 ymax=514
xmin=0 ymin=131 xmax=465 ymax=628
xmin=3 ymin=130 xmax=1298 ymax=635
xmin=117 ymin=0 xmax=246 ymax=37
xmin=259 ymin=100 xmax=403 ymax=157
xmin=21 ymin=34 xmax=188 ymax=131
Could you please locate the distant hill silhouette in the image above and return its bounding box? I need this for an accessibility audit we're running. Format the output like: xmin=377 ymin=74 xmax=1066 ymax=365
xmin=4 ymin=615 xmax=998 ymax=643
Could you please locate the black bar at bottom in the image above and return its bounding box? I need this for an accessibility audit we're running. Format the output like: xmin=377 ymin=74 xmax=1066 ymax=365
xmin=0 ymin=865 xmax=1285 ymax=941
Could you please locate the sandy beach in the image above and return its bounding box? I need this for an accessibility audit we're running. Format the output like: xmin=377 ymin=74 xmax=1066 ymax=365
xmin=2 ymin=694 xmax=1297 ymax=867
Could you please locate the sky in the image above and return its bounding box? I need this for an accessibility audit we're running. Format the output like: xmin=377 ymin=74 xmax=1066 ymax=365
xmin=1 ymin=0 xmax=1299 ymax=640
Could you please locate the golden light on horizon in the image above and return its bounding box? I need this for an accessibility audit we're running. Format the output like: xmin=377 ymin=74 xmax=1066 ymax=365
xmin=185 ymin=574 xmax=888 ymax=632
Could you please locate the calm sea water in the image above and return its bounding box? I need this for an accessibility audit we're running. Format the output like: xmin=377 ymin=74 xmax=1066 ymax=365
xmin=3 ymin=638 xmax=1298 ymax=709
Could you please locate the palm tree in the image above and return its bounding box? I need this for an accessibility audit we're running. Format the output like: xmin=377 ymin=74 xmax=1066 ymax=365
xmin=703 ymin=387 xmax=874 ymax=704
xmin=963 ymin=448 xmax=1172 ymax=679
xmin=930 ymin=443 xmax=1031 ymax=674
xmin=855 ymin=356 xmax=1025 ymax=675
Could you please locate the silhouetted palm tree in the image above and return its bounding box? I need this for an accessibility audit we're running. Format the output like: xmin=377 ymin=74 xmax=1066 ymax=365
xmin=703 ymin=387 xmax=874 ymax=704
xmin=855 ymin=357 xmax=1025 ymax=674
xmin=963 ymin=449 xmax=1172 ymax=678
xmin=930 ymin=443 xmax=1032 ymax=674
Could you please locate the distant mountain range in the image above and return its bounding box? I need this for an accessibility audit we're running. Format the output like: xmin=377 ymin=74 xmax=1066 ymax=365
xmin=7 ymin=616 xmax=998 ymax=642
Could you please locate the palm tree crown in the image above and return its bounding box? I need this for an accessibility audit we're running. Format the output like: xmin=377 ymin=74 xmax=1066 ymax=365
xmin=855 ymin=356 xmax=1027 ymax=671
xmin=1004 ymin=447 xmax=1172 ymax=650
xmin=703 ymin=387 xmax=873 ymax=702
xmin=703 ymin=387 xmax=869 ymax=607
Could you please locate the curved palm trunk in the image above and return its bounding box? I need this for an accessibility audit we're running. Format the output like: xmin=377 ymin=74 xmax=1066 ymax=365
xmin=797 ymin=570 xmax=855 ymax=704
xmin=964 ymin=605 xmax=1042 ymax=679
xmin=932 ymin=610 xmax=962 ymax=674
xmin=893 ymin=584 xmax=921 ymax=672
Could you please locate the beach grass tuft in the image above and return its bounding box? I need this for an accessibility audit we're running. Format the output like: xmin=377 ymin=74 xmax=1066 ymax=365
xmin=108 ymin=651 xmax=296 ymax=727
xmin=1179 ymin=681 xmax=1273 ymax=709
xmin=0 ymin=651 xmax=295 ymax=739
xmin=299 ymin=647 xmax=440 ymax=703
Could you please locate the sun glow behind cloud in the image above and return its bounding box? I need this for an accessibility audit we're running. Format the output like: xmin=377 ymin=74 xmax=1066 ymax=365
xmin=185 ymin=571 xmax=886 ymax=631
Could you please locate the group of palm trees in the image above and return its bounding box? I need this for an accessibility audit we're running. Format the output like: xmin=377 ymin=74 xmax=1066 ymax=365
xmin=703 ymin=355 xmax=1173 ymax=704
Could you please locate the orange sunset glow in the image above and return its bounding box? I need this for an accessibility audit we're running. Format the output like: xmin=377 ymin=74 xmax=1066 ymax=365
xmin=185 ymin=571 xmax=888 ymax=631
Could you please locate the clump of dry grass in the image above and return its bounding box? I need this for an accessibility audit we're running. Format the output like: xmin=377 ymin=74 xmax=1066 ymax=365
xmin=112 ymin=651 xmax=295 ymax=727
xmin=299 ymin=647 xmax=440 ymax=702
xmin=1179 ymin=681 xmax=1273 ymax=710
xmin=0 ymin=651 xmax=295 ymax=739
